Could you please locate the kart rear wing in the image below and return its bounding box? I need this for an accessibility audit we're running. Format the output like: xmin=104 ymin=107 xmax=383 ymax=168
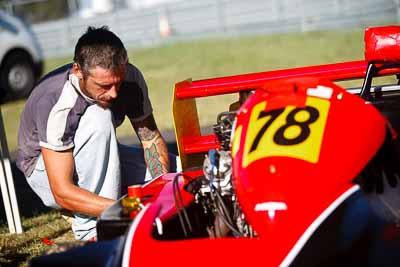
xmin=173 ymin=26 xmax=400 ymax=170
xmin=175 ymin=60 xmax=399 ymax=99
xmin=173 ymin=61 xmax=400 ymax=170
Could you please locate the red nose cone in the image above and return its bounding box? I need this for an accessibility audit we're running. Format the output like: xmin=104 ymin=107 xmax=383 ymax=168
xmin=231 ymin=78 xmax=387 ymax=265
xmin=128 ymin=185 xmax=143 ymax=198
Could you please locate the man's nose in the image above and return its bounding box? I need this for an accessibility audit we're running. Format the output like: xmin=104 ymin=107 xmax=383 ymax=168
xmin=109 ymin=86 xmax=118 ymax=99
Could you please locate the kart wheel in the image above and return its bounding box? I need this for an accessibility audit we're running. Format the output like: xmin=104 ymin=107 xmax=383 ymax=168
xmin=0 ymin=51 xmax=35 ymax=102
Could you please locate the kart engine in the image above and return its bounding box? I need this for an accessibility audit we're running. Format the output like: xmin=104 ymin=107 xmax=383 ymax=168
xmin=188 ymin=111 xmax=255 ymax=238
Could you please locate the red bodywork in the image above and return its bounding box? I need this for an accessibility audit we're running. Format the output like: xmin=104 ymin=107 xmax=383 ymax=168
xmin=121 ymin=26 xmax=400 ymax=267
xmin=365 ymin=25 xmax=400 ymax=63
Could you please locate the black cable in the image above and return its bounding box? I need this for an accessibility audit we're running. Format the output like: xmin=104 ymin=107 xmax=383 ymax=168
xmin=214 ymin=189 xmax=234 ymax=226
xmin=172 ymin=173 xmax=194 ymax=236
xmin=212 ymin=185 xmax=241 ymax=236
xmin=213 ymin=184 xmax=233 ymax=224
xmin=206 ymin=154 xmax=238 ymax=236
xmin=172 ymin=174 xmax=187 ymax=237
xmin=175 ymin=174 xmax=193 ymax=233
xmin=233 ymin=201 xmax=240 ymax=220
xmin=214 ymin=202 xmax=241 ymax=236
xmin=233 ymin=202 xmax=247 ymax=236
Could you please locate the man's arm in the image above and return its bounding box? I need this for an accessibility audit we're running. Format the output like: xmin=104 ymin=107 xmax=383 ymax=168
xmin=131 ymin=114 xmax=169 ymax=178
xmin=41 ymin=147 xmax=115 ymax=217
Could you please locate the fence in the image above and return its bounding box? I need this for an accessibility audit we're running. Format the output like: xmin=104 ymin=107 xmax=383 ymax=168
xmin=10 ymin=0 xmax=400 ymax=58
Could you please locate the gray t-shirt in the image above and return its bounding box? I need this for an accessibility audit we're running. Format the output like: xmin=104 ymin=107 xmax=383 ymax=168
xmin=17 ymin=63 xmax=153 ymax=178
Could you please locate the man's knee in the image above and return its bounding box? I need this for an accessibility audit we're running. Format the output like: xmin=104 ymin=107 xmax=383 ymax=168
xmin=74 ymin=105 xmax=115 ymax=147
xmin=84 ymin=105 xmax=113 ymax=124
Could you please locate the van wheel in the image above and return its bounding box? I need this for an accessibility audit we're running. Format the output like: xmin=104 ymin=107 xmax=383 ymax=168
xmin=0 ymin=51 xmax=35 ymax=102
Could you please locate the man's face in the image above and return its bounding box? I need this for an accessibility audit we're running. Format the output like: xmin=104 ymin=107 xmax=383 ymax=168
xmin=73 ymin=64 xmax=126 ymax=109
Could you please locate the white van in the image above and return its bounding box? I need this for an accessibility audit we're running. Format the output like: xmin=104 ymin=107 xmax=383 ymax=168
xmin=0 ymin=11 xmax=43 ymax=103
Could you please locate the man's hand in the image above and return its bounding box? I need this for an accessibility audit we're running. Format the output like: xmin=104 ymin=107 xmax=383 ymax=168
xmin=41 ymin=147 xmax=115 ymax=217
xmin=359 ymin=129 xmax=400 ymax=194
xmin=132 ymin=114 xmax=169 ymax=178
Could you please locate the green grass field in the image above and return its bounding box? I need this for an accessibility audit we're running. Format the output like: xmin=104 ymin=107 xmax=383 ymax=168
xmin=1 ymin=28 xmax=397 ymax=266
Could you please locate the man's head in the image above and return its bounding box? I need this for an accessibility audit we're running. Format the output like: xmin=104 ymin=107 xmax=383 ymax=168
xmin=72 ymin=26 xmax=128 ymax=108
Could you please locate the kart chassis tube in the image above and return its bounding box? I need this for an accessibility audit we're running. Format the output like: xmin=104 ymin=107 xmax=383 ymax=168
xmin=175 ymin=60 xmax=400 ymax=99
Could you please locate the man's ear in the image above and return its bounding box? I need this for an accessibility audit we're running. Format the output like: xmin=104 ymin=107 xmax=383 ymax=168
xmin=72 ymin=63 xmax=84 ymax=80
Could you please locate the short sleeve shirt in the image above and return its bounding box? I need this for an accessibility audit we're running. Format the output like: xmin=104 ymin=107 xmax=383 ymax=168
xmin=16 ymin=63 xmax=153 ymax=177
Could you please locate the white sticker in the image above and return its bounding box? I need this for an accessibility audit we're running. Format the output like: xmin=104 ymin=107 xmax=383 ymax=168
xmin=307 ymin=85 xmax=333 ymax=99
xmin=255 ymin=201 xmax=288 ymax=220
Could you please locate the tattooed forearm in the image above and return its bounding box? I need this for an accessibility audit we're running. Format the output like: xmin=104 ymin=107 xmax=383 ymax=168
xmin=134 ymin=114 xmax=158 ymax=142
xmin=137 ymin=127 xmax=157 ymax=141
xmin=144 ymin=143 xmax=164 ymax=178
xmin=132 ymin=114 xmax=170 ymax=177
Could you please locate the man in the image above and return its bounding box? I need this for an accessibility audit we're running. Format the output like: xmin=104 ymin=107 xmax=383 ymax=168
xmin=17 ymin=26 xmax=172 ymax=240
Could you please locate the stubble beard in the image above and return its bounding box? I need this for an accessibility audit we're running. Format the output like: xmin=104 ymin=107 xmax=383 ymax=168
xmin=96 ymin=100 xmax=112 ymax=109
xmin=95 ymin=95 xmax=113 ymax=109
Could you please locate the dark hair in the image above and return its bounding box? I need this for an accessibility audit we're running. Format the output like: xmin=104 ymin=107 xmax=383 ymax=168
xmin=73 ymin=26 xmax=128 ymax=76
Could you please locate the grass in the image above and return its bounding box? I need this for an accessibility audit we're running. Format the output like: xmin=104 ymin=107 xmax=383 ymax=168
xmin=1 ymin=29 xmax=398 ymax=266
xmin=0 ymin=211 xmax=73 ymax=266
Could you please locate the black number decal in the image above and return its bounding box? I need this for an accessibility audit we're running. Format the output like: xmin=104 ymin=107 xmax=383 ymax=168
xmin=249 ymin=106 xmax=320 ymax=152
xmin=250 ymin=108 xmax=284 ymax=152
xmin=273 ymin=107 xmax=319 ymax=145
